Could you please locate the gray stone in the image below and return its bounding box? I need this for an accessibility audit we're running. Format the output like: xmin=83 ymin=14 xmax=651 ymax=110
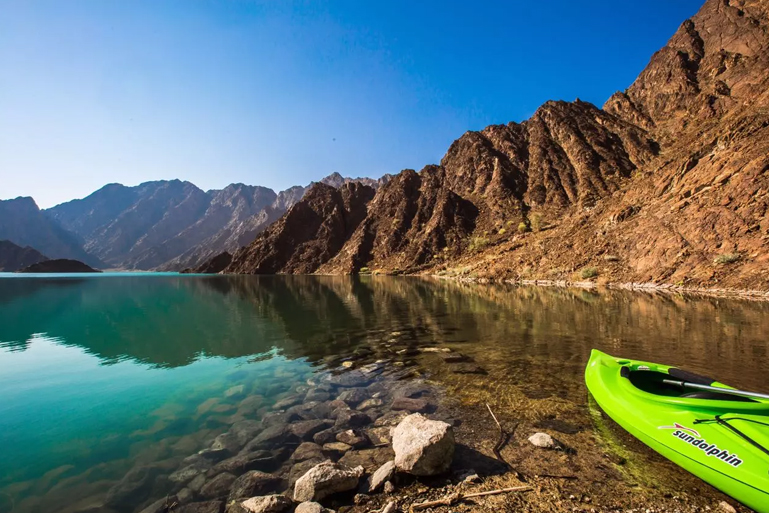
xmin=188 ymin=474 xmax=207 ymax=493
xmin=177 ymin=488 xmax=195 ymax=504
xmin=357 ymin=398 xmax=384 ymax=410
xmin=364 ymin=426 xmax=392 ymax=446
xmin=335 ymin=429 xmax=369 ymax=448
xmin=273 ymin=395 xmax=304 ymax=410
xmin=104 ymin=465 xmax=163 ymax=511
xmin=175 ymin=501 xmax=224 ymax=513
xmin=305 ymin=389 xmax=331 ymax=402
xmin=208 ymin=450 xmax=282 ymax=476
xmin=313 ymin=428 xmax=339 ymax=445
xmin=244 ymin=424 xmax=297 ymax=451
xmin=295 ymin=502 xmax=334 ymax=513
xmin=338 ymin=447 xmax=394 ymax=473
xmin=373 ymin=411 xmax=409 ymax=427
xmin=228 ymin=470 xmax=282 ymax=501
xmin=200 ymin=472 xmax=236 ymax=499
xmin=237 ymin=495 xmax=293 ymax=513
xmin=225 ymin=385 xmax=246 ymax=398
xmin=170 ymin=463 xmax=209 ymax=485
xmin=238 ymin=395 xmax=265 ymax=414
xmin=393 ymin=413 xmax=454 ymax=476
xmin=290 ymin=419 xmax=332 ymax=440
xmin=230 ymin=420 xmax=262 ymax=445
xmin=449 ymin=363 xmax=486 ymax=374
xmin=390 ymin=397 xmax=430 ymax=413
xmin=322 ymin=442 xmax=352 ymax=457
xmin=383 ymin=481 xmax=395 ymax=494
xmin=293 ymin=460 xmax=364 ymax=502
xmin=367 ymin=461 xmax=395 ymax=492
xmin=211 ymin=432 xmax=241 ymax=455
xmin=441 ymin=353 xmax=472 ymax=363
xmin=138 ymin=496 xmax=178 ymax=513
xmin=328 ymin=371 xmax=372 ymax=388
xmin=337 ymin=388 xmax=369 ymax=406
xmin=334 ymin=410 xmax=371 ymax=429
xmin=288 ymin=458 xmax=325 ymax=488
xmin=292 ymin=442 xmax=325 ymax=462
xmin=527 ymin=432 xmax=559 ymax=449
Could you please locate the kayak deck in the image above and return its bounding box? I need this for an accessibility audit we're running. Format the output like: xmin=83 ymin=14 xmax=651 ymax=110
xmin=585 ymin=349 xmax=769 ymax=513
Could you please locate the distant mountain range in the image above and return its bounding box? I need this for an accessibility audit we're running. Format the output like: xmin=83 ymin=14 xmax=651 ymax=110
xmin=0 ymin=173 xmax=389 ymax=271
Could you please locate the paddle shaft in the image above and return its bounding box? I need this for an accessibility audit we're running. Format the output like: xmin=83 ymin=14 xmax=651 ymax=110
xmin=662 ymin=379 xmax=769 ymax=401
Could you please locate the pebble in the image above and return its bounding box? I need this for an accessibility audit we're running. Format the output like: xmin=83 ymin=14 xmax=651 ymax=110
xmin=528 ymin=432 xmax=560 ymax=449
xmin=718 ymin=502 xmax=737 ymax=513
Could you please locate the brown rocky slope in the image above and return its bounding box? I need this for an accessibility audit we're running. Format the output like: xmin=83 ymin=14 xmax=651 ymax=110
xmin=218 ymin=0 xmax=769 ymax=291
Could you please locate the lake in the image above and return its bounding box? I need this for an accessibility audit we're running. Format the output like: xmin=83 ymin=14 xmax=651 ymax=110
xmin=1 ymin=274 xmax=767 ymax=513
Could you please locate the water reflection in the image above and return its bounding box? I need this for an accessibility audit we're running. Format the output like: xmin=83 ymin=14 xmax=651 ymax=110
xmin=2 ymin=275 xmax=768 ymax=388
xmin=1 ymin=275 xmax=768 ymax=513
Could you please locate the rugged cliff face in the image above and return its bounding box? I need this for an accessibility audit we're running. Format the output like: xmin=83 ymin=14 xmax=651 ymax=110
xmin=0 ymin=197 xmax=102 ymax=267
xmin=0 ymin=240 xmax=48 ymax=272
xmin=225 ymin=182 xmax=376 ymax=274
xmin=218 ymin=0 xmax=769 ymax=290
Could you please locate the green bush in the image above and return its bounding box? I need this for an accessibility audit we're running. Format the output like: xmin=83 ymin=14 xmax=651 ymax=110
xmin=517 ymin=222 xmax=531 ymax=233
xmin=580 ymin=266 xmax=598 ymax=279
xmin=469 ymin=237 xmax=490 ymax=251
xmin=530 ymin=213 xmax=543 ymax=232
xmin=498 ymin=228 xmax=507 ymax=235
xmin=714 ymin=253 xmax=740 ymax=264
xmin=359 ymin=266 xmax=371 ymax=274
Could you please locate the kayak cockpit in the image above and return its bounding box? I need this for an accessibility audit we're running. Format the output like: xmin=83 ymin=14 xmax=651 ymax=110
xmin=620 ymin=366 xmax=758 ymax=403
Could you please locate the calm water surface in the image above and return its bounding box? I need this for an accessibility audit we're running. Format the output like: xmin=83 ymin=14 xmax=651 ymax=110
xmin=0 ymin=274 xmax=767 ymax=512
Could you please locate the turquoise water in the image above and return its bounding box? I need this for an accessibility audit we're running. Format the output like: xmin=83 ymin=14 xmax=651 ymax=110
xmin=1 ymin=274 xmax=768 ymax=512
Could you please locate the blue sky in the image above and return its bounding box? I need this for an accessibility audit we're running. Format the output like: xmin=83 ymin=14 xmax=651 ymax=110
xmin=0 ymin=0 xmax=703 ymax=208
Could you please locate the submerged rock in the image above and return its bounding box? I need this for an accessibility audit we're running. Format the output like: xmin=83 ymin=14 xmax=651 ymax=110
xmin=174 ymin=501 xmax=224 ymax=513
xmin=335 ymin=429 xmax=369 ymax=448
xmin=104 ymin=465 xmax=163 ymax=511
xmin=293 ymin=460 xmax=364 ymax=502
xmin=228 ymin=470 xmax=283 ymax=501
xmin=390 ymin=397 xmax=430 ymax=413
xmin=392 ymin=414 xmax=454 ymax=476
xmin=292 ymin=442 xmax=326 ymax=462
xmin=199 ymin=472 xmax=236 ymax=499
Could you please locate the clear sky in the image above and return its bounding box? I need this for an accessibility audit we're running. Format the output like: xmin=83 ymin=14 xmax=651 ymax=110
xmin=0 ymin=0 xmax=703 ymax=208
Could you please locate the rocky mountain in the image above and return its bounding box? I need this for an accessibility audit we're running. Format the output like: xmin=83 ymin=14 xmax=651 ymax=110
xmin=44 ymin=174 xmax=386 ymax=271
xmin=217 ymin=0 xmax=769 ymax=290
xmin=0 ymin=240 xmax=48 ymax=272
xmin=0 ymin=197 xmax=102 ymax=267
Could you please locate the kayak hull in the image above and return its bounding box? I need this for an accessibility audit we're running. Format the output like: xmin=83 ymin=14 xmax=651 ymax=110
xmin=585 ymin=349 xmax=769 ymax=513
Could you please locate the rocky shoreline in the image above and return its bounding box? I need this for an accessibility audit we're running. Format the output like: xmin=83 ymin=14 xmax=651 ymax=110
xmin=97 ymin=355 xmax=749 ymax=513
xmin=431 ymin=275 xmax=769 ymax=301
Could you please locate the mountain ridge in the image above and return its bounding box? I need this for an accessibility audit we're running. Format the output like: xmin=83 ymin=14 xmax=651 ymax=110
xmin=215 ymin=0 xmax=769 ymax=291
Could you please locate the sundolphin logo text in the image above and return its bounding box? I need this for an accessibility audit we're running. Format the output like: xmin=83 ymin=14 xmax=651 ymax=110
xmin=670 ymin=428 xmax=743 ymax=467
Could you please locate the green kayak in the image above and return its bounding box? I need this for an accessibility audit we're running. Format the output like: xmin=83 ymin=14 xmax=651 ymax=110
xmin=585 ymin=349 xmax=769 ymax=512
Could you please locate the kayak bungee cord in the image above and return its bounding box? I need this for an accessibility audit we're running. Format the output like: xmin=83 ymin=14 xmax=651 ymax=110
xmin=693 ymin=415 xmax=769 ymax=459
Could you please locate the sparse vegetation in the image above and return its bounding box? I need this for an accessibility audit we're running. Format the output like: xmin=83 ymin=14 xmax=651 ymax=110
xmin=580 ymin=266 xmax=598 ymax=279
xmin=469 ymin=237 xmax=490 ymax=251
xmin=714 ymin=253 xmax=740 ymax=264
xmin=359 ymin=266 xmax=371 ymax=274
xmin=530 ymin=213 xmax=543 ymax=232
xmin=498 ymin=228 xmax=507 ymax=235
xmin=517 ymin=221 xmax=531 ymax=233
